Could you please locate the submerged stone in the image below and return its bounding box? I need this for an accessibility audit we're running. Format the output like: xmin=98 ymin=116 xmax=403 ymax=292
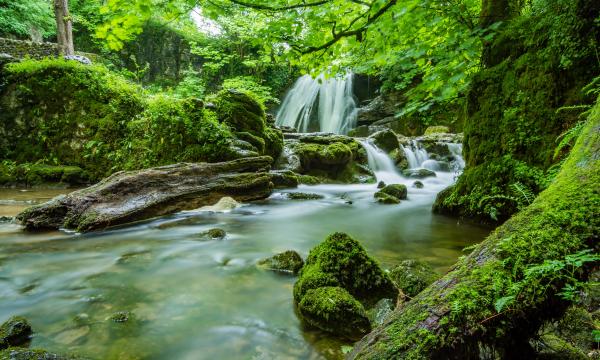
xmin=199 ymin=228 xmax=227 ymax=241
xmin=0 ymin=316 xmax=32 ymax=350
xmin=402 ymin=168 xmax=436 ymax=179
xmin=0 ymin=348 xmax=81 ymax=360
xmin=285 ymin=192 xmax=324 ymax=200
xmin=389 ymin=260 xmax=439 ymax=297
xmin=110 ymin=311 xmax=130 ymax=323
xmin=297 ymin=286 xmax=371 ymax=341
xmin=257 ymin=250 xmax=304 ymax=275
xmin=413 ymin=181 xmax=424 ymax=189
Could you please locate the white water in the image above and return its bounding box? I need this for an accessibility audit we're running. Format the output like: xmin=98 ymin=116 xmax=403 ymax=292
xmin=360 ymin=140 xmax=404 ymax=184
xmin=447 ymin=142 xmax=465 ymax=170
xmin=275 ymin=73 xmax=357 ymax=134
xmin=401 ymin=141 xmax=429 ymax=169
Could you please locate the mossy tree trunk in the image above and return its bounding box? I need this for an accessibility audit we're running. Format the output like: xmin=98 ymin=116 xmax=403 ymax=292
xmin=53 ymin=0 xmax=74 ymax=56
xmin=480 ymin=0 xmax=520 ymax=66
xmin=349 ymin=102 xmax=600 ymax=359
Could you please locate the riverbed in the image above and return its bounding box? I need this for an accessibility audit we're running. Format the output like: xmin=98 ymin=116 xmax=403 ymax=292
xmin=0 ymin=161 xmax=490 ymax=359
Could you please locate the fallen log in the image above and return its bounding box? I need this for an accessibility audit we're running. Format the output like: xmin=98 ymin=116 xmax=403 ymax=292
xmin=349 ymin=104 xmax=600 ymax=358
xmin=16 ymin=156 xmax=274 ymax=232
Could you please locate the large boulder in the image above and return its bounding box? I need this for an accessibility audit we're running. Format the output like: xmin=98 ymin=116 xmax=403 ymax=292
xmin=368 ymin=129 xmax=400 ymax=153
xmin=214 ymin=89 xmax=283 ymax=159
xmin=374 ymin=184 xmax=408 ymax=205
xmin=293 ymin=232 xmax=398 ymax=339
xmin=403 ymin=168 xmax=436 ymax=179
xmin=275 ymin=134 xmax=374 ymax=183
xmin=0 ymin=316 xmax=32 ymax=350
xmin=17 ymin=157 xmax=274 ymax=232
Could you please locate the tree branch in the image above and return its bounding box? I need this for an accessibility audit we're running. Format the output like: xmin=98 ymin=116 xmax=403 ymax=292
xmin=227 ymin=0 xmax=331 ymax=11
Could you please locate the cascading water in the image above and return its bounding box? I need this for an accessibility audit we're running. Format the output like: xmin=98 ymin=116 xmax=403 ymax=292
xmin=275 ymin=73 xmax=357 ymax=134
xmin=359 ymin=140 xmax=403 ymax=184
xmin=401 ymin=141 xmax=429 ymax=169
xmin=447 ymin=143 xmax=465 ymax=170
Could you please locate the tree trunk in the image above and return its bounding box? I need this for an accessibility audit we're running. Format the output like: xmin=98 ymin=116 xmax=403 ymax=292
xmin=480 ymin=0 xmax=519 ymax=67
xmin=349 ymin=102 xmax=600 ymax=358
xmin=53 ymin=0 xmax=74 ymax=56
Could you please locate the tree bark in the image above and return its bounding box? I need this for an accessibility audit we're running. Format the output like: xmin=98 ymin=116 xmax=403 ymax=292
xmin=349 ymin=102 xmax=600 ymax=358
xmin=54 ymin=0 xmax=74 ymax=56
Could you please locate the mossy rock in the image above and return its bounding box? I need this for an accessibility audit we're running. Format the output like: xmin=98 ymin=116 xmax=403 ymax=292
xmin=389 ymin=260 xmax=440 ymax=297
xmin=297 ymin=286 xmax=371 ymax=340
xmin=424 ymin=126 xmax=450 ymax=135
xmin=413 ymin=181 xmax=424 ymax=189
xmin=375 ymin=193 xmax=400 ymax=204
xmin=376 ymin=184 xmax=407 ymax=200
xmin=294 ymin=232 xmax=398 ymax=306
xmin=390 ymin=148 xmax=409 ymax=170
xmin=214 ymin=89 xmax=266 ymax=134
xmin=402 ymin=168 xmax=436 ymax=179
xmin=0 ymin=317 xmax=32 ymax=350
xmin=257 ymin=250 xmax=304 ymax=275
xmin=368 ymin=129 xmax=399 ymax=153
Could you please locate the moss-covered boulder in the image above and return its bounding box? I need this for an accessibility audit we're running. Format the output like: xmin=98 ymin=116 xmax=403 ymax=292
xmin=0 ymin=316 xmax=32 ymax=350
xmin=294 ymin=232 xmax=398 ymax=305
xmin=293 ymin=233 xmax=397 ymax=339
xmin=389 ymin=260 xmax=440 ymax=297
xmin=375 ymin=184 xmax=407 ymax=202
xmin=214 ymin=89 xmax=283 ymax=159
xmin=257 ymin=250 xmax=304 ymax=275
xmin=368 ymin=129 xmax=399 ymax=153
xmin=298 ymin=286 xmax=371 ymax=340
xmin=275 ymin=134 xmax=374 ymax=183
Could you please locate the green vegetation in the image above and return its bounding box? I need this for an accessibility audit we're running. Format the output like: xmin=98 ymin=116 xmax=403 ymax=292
xmin=0 ymin=58 xmax=282 ymax=185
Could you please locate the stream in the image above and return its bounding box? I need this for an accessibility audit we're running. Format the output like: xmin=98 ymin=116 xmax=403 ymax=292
xmin=0 ymin=141 xmax=490 ymax=359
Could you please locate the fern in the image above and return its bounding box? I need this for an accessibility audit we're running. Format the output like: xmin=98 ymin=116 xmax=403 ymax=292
xmin=554 ymin=121 xmax=586 ymax=159
xmin=509 ymin=182 xmax=535 ymax=207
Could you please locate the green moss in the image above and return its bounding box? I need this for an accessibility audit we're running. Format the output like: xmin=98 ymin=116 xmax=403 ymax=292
xmin=0 ymin=316 xmax=31 ymax=350
xmin=214 ymin=89 xmax=266 ymax=135
xmin=434 ymin=2 xmax=598 ymax=223
xmin=285 ymin=192 xmax=324 ymax=200
xmin=298 ymin=286 xmax=371 ymax=340
xmin=257 ymin=250 xmax=304 ymax=275
xmin=374 ymin=192 xmax=401 ymax=204
xmin=350 ymin=98 xmax=600 ymax=359
xmin=294 ymin=232 xmax=398 ymax=307
xmin=0 ymin=348 xmax=81 ymax=360
xmin=389 ymin=260 xmax=440 ymax=297
xmin=375 ymin=184 xmax=408 ymax=201
xmin=0 ymin=58 xmax=144 ymax=180
xmin=424 ymin=126 xmax=450 ymax=135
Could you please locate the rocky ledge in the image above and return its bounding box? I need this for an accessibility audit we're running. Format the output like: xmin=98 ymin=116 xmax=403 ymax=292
xmin=16 ymin=156 xmax=274 ymax=232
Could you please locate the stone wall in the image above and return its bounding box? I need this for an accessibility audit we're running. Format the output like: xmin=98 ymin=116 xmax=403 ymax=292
xmin=0 ymin=37 xmax=99 ymax=61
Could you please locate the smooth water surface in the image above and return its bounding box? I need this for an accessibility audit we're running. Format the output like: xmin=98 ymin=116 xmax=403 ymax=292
xmin=0 ymin=164 xmax=490 ymax=359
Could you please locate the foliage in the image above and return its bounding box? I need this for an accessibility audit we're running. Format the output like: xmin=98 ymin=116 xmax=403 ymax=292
xmin=0 ymin=0 xmax=55 ymax=39
xmin=173 ymin=67 xmax=206 ymax=98
xmin=222 ymin=76 xmax=278 ymax=106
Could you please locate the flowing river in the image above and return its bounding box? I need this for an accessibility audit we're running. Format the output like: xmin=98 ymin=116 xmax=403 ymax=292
xmin=0 ymin=141 xmax=490 ymax=360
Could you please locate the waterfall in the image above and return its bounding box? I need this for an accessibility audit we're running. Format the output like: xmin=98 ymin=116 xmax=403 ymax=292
xmin=401 ymin=141 xmax=429 ymax=169
xmin=447 ymin=143 xmax=465 ymax=170
xmin=359 ymin=140 xmax=403 ymax=183
xmin=275 ymin=73 xmax=357 ymax=134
